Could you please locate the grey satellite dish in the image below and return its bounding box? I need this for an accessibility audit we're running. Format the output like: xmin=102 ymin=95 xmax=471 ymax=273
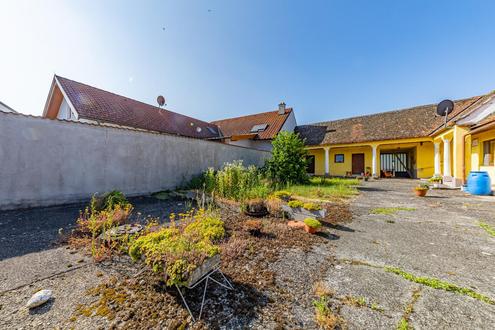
xmin=157 ymin=95 xmax=166 ymax=107
xmin=436 ymin=99 xmax=454 ymax=127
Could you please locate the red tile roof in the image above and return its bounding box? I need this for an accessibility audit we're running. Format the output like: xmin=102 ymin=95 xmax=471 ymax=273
xmin=56 ymin=76 xmax=220 ymax=139
xmin=296 ymin=96 xmax=486 ymax=146
xmin=211 ymin=108 xmax=293 ymax=140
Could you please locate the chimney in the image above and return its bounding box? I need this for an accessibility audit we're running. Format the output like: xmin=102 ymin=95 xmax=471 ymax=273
xmin=278 ymin=102 xmax=286 ymax=115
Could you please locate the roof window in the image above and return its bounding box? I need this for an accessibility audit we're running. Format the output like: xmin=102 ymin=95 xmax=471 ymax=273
xmin=250 ymin=124 xmax=268 ymax=133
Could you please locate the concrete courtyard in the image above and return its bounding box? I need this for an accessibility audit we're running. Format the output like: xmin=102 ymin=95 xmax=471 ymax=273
xmin=0 ymin=180 xmax=494 ymax=329
xmin=325 ymin=179 xmax=495 ymax=329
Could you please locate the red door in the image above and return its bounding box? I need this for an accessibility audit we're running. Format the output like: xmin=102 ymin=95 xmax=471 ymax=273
xmin=352 ymin=154 xmax=365 ymax=175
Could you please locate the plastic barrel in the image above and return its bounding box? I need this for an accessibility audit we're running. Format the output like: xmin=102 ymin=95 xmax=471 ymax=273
xmin=467 ymin=171 xmax=492 ymax=195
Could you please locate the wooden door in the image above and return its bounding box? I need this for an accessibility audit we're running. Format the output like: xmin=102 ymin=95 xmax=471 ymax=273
xmin=352 ymin=153 xmax=365 ymax=175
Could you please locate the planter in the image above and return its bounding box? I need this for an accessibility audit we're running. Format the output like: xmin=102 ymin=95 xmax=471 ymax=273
xmin=304 ymin=224 xmax=318 ymax=234
xmin=414 ymin=189 xmax=428 ymax=197
xmin=433 ymin=183 xmax=440 ymax=189
xmin=281 ymin=205 xmax=326 ymax=221
xmin=186 ymin=254 xmax=221 ymax=287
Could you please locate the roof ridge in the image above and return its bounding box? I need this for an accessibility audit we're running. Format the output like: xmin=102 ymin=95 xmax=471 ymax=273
xmin=305 ymin=96 xmax=480 ymax=126
xmin=55 ymin=75 xmax=217 ymax=127
xmin=211 ymin=108 xmax=292 ymax=123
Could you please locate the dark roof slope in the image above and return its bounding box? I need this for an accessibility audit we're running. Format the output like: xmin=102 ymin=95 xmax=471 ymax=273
xmin=56 ymin=76 xmax=219 ymax=139
xmin=211 ymin=108 xmax=292 ymax=140
xmin=296 ymin=96 xmax=484 ymax=146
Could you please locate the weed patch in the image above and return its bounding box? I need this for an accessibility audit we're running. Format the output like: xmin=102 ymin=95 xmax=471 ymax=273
xmin=479 ymin=221 xmax=495 ymax=237
xmin=396 ymin=287 xmax=421 ymax=330
xmin=385 ymin=266 xmax=495 ymax=305
xmin=370 ymin=207 xmax=415 ymax=215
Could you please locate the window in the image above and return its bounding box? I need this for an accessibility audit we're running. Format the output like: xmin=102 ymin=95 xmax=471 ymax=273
xmin=483 ymin=139 xmax=495 ymax=166
xmin=306 ymin=155 xmax=315 ymax=174
xmin=334 ymin=154 xmax=344 ymax=163
xmin=250 ymin=124 xmax=268 ymax=133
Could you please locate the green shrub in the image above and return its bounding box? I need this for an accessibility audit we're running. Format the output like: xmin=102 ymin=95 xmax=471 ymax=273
xmin=265 ymin=131 xmax=309 ymax=184
xmin=303 ymin=202 xmax=322 ymax=211
xmin=304 ymin=218 xmax=322 ymax=229
xmin=288 ymin=200 xmax=304 ymax=208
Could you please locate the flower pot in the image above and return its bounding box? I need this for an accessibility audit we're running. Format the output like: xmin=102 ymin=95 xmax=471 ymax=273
xmin=304 ymin=224 xmax=318 ymax=234
xmin=414 ymin=189 xmax=428 ymax=197
xmin=433 ymin=183 xmax=440 ymax=189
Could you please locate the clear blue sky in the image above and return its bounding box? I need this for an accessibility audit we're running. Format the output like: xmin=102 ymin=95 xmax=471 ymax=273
xmin=1 ymin=1 xmax=495 ymax=124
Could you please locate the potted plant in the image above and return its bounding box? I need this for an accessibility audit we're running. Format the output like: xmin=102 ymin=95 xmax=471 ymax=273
xmin=428 ymin=175 xmax=442 ymax=189
xmin=243 ymin=198 xmax=268 ymax=217
xmin=364 ymin=167 xmax=372 ymax=181
xmin=414 ymin=183 xmax=429 ymax=197
xmin=303 ymin=218 xmax=322 ymax=234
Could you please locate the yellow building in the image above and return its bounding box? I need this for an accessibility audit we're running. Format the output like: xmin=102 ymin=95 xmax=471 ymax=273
xmin=296 ymin=92 xmax=495 ymax=187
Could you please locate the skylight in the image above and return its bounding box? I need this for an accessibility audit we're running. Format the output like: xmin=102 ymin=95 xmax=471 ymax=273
xmin=250 ymin=124 xmax=268 ymax=133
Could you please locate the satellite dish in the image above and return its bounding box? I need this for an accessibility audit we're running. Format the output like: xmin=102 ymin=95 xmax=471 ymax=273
xmin=157 ymin=95 xmax=166 ymax=107
xmin=436 ymin=99 xmax=454 ymax=116
xmin=436 ymin=99 xmax=454 ymax=128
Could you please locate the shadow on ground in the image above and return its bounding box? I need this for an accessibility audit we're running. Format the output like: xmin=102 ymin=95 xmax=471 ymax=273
xmin=0 ymin=196 xmax=190 ymax=260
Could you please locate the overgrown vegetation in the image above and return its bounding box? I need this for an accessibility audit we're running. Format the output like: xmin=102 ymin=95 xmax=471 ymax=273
xmin=371 ymin=207 xmax=416 ymax=215
xmin=479 ymin=221 xmax=495 ymax=237
xmin=69 ymin=191 xmax=133 ymax=261
xmin=385 ymin=266 xmax=495 ymax=305
xmin=191 ymin=161 xmax=270 ymax=201
xmin=265 ymin=131 xmax=309 ymax=184
xmin=129 ymin=209 xmax=225 ymax=287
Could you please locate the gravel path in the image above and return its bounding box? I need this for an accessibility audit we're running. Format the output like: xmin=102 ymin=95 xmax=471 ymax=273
xmin=324 ymin=179 xmax=495 ymax=329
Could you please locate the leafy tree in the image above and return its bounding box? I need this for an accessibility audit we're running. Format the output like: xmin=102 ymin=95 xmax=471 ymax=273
xmin=265 ymin=131 xmax=309 ymax=184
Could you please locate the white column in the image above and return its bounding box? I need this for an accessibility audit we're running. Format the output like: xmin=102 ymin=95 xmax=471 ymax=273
xmin=372 ymin=145 xmax=378 ymax=177
xmin=434 ymin=142 xmax=441 ymax=176
xmin=443 ymin=139 xmax=451 ymax=177
xmin=324 ymin=147 xmax=330 ymax=176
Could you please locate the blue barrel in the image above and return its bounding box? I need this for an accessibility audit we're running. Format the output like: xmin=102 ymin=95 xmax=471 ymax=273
xmin=467 ymin=171 xmax=492 ymax=195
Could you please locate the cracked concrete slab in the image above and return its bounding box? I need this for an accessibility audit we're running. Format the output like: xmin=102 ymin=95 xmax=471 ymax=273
xmin=325 ymin=179 xmax=495 ymax=329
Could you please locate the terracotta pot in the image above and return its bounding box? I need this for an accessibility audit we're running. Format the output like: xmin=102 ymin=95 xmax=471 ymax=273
xmin=414 ymin=189 xmax=428 ymax=197
xmin=304 ymin=224 xmax=318 ymax=234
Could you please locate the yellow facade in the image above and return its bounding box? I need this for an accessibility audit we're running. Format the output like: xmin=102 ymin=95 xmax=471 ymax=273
xmin=307 ymin=137 xmax=434 ymax=178
xmin=467 ymin=128 xmax=495 ymax=185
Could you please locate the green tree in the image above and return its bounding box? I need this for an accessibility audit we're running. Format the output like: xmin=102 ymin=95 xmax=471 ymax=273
xmin=265 ymin=131 xmax=309 ymax=184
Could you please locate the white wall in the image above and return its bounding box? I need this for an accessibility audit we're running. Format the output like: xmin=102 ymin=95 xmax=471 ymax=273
xmin=225 ymin=138 xmax=273 ymax=151
xmin=0 ymin=112 xmax=270 ymax=210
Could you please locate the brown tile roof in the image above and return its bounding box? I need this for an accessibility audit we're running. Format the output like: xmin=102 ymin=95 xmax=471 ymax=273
xmin=211 ymin=108 xmax=293 ymax=140
xmin=56 ymin=76 xmax=220 ymax=139
xmin=296 ymin=96 xmax=486 ymax=146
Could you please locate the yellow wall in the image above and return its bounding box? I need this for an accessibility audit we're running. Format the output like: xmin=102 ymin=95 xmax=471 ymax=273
xmin=307 ymin=138 xmax=434 ymax=178
xmin=307 ymin=148 xmax=325 ymax=175
xmin=329 ymin=146 xmax=372 ymax=176
xmin=469 ymin=128 xmax=495 ymax=185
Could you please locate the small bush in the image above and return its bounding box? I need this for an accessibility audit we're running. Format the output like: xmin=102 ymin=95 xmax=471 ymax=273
xmin=303 ymin=202 xmax=322 ymax=211
xmin=288 ymin=200 xmax=304 ymax=208
xmin=304 ymin=218 xmax=322 ymax=229
xmin=265 ymin=131 xmax=309 ymax=185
